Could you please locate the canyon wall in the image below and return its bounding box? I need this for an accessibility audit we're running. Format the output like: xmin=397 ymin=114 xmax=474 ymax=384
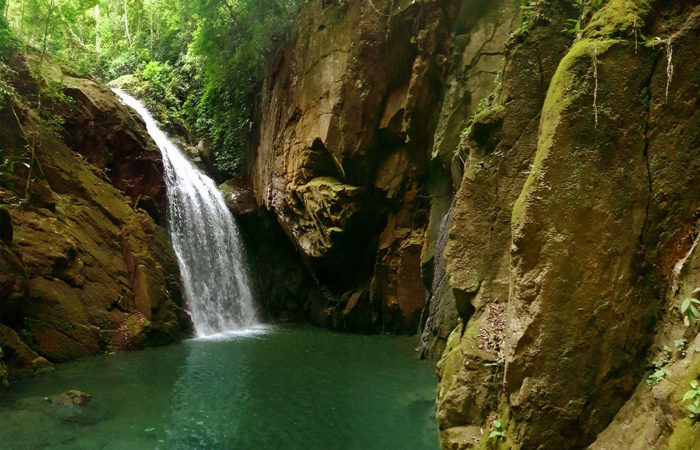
xmin=251 ymin=0 xmax=700 ymax=447
xmin=0 ymin=55 xmax=189 ymax=386
xmin=1 ymin=0 xmax=698 ymax=447
xmin=252 ymin=0 xmax=461 ymax=333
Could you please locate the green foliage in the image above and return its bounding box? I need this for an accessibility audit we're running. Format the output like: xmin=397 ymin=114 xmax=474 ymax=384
xmin=513 ymin=0 xmax=553 ymax=39
xmin=0 ymin=150 xmax=29 ymax=181
xmin=647 ymin=346 xmax=672 ymax=386
xmin=0 ymin=59 xmax=17 ymax=103
xmin=5 ymin=0 xmax=305 ymax=177
xmin=484 ymin=358 xmax=505 ymax=383
xmin=682 ymin=380 xmax=700 ymax=420
xmin=562 ymin=0 xmax=605 ymax=37
xmin=681 ymin=297 xmax=700 ymax=327
xmin=489 ymin=419 xmax=505 ymax=440
xmin=181 ymin=0 xmax=304 ymax=174
xmin=563 ymin=18 xmax=583 ymax=37
xmin=675 ymin=338 xmax=689 ymax=358
xmin=0 ymin=0 xmax=18 ymax=58
xmin=646 ymin=367 xmax=670 ymax=386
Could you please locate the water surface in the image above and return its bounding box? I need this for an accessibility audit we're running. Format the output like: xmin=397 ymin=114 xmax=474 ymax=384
xmin=0 ymin=326 xmax=438 ymax=449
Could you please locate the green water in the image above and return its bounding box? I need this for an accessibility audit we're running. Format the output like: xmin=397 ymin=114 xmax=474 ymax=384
xmin=0 ymin=325 xmax=438 ymax=449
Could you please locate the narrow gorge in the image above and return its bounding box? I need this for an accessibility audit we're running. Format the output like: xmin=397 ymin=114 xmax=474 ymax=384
xmin=1 ymin=0 xmax=699 ymax=448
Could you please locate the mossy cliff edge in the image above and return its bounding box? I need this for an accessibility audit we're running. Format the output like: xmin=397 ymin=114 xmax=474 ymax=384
xmin=0 ymin=54 xmax=190 ymax=387
xmin=244 ymin=0 xmax=700 ymax=447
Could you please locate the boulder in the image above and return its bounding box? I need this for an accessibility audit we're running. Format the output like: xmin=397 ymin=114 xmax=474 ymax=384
xmin=49 ymin=389 xmax=92 ymax=407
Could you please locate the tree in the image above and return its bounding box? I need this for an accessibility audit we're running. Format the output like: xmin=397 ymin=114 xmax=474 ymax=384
xmin=4 ymin=0 xmax=305 ymax=177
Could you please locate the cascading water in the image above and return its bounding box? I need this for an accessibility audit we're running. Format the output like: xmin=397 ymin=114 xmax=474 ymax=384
xmin=114 ymin=90 xmax=257 ymax=337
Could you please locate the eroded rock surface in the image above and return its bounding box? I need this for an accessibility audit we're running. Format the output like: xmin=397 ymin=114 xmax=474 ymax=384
xmin=0 ymin=55 xmax=189 ymax=383
xmin=434 ymin=1 xmax=700 ymax=448
xmin=253 ymin=0 xmax=461 ymax=332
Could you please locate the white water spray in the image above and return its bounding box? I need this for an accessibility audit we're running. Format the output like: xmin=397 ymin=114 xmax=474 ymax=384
xmin=114 ymin=90 xmax=257 ymax=337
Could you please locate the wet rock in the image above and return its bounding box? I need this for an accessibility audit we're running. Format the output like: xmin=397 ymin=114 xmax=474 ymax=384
xmin=0 ymin=55 xmax=189 ymax=371
xmin=219 ymin=177 xmax=257 ymax=216
xmin=49 ymin=389 xmax=92 ymax=407
xmin=0 ymin=325 xmax=53 ymax=377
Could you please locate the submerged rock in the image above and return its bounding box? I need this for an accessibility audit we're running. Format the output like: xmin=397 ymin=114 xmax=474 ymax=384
xmin=49 ymin=390 xmax=92 ymax=407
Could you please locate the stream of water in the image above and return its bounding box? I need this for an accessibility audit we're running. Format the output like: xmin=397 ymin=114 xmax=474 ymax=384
xmin=114 ymin=90 xmax=257 ymax=337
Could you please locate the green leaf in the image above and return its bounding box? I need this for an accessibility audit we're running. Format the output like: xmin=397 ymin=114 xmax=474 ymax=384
xmin=691 ymin=380 xmax=698 ymax=389
xmin=682 ymin=298 xmax=691 ymax=313
xmin=683 ymin=391 xmax=696 ymax=401
xmin=489 ymin=431 xmax=504 ymax=439
xmin=690 ymin=304 xmax=700 ymax=317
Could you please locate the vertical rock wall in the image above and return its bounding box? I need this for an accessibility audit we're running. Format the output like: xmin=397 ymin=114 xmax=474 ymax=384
xmin=435 ymin=0 xmax=700 ymax=448
xmin=0 ymin=55 xmax=190 ymax=383
xmin=253 ymin=0 xmax=461 ymax=333
xmin=254 ymin=0 xmax=700 ymax=447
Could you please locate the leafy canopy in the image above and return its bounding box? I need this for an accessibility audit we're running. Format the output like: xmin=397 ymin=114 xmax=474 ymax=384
xmin=3 ymin=0 xmax=304 ymax=176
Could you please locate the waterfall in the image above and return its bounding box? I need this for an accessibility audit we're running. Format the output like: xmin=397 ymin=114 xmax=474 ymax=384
xmin=114 ymin=90 xmax=257 ymax=337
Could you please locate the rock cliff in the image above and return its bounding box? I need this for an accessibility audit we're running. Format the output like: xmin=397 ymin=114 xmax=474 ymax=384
xmin=248 ymin=0 xmax=700 ymax=447
xmin=0 ymin=54 xmax=189 ymax=386
xmin=3 ymin=0 xmax=698 ymax=447
xmin=253 ymin=0 xmax=461 ymax=333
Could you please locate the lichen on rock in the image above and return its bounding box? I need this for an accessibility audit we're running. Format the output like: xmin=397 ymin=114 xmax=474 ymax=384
xmin=0 ymin=54 xmax=190 ymax=382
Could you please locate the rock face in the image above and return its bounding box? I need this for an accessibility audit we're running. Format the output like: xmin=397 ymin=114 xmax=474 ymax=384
xmin=253 ymin=0 xmax=461 ymax=332
xmin=420 ymin=0 xmax=524 ymax=360
xmin=0 ymin=54 xmax=189 ymax=383
xmin=250 ymin=0 xmax=700 ymax=447
xmin=432 ymin=0 xmax=700 ymax=448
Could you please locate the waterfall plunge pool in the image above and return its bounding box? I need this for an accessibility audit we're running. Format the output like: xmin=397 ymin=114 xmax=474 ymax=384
xmin=0 ymin=325 xmax=439 ymax=449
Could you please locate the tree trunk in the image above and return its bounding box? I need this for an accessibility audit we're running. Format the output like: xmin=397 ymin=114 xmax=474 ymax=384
xmin=123 ymin=0 xmax=131 ymax=45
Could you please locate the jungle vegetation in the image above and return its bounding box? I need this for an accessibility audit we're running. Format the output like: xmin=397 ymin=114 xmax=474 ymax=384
xmin=0 ymin=0 xmax=305 ymax=175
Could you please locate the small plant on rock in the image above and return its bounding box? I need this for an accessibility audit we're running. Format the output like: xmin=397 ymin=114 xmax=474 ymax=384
xmin=647 ymin=347 xmax=672 ymax=386
xmin=682 ymin=380 xmax=700 ymax=420
xmin=0 ymin=150 xmax=29 ymax=182
xmin=674 ymin=338 xmax=689 ymax=358
xmin=647 ymin=367 xmax=671 ymax=386
xmin=681 ymin=297 xmax=700 ymax=327
xmin=489 ymin=419 xmax=505 ymax=441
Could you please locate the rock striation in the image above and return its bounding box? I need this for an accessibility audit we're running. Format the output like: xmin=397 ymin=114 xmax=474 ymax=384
xmin=248 ymin=0 xmax=700 ymax=447
xmin=253 ymin=0 xmax=461 ymax=333
xmin=0 ymin=54 xmax=189 ymax=385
